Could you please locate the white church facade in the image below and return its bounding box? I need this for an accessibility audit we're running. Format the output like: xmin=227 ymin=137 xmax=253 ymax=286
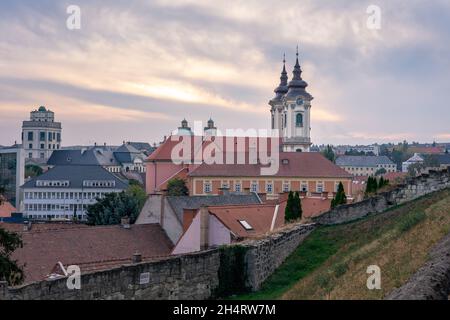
xmin=270 ymin=49 xmax=313 ymax=152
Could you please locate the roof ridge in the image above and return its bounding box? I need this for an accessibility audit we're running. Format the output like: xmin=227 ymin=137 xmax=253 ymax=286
xmin=19 ymin=223 xmax=159 ymax=234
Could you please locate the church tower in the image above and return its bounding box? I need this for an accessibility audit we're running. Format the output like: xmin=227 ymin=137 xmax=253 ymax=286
xmin=269 ymin=48 xmax=313 ymax=152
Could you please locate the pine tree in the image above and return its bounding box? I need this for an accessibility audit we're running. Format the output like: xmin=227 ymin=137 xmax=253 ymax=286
xmin=331 ymin=182 xmax=347 ymax=209
xmin=292 ymin=191 xmax=302 ymax=220
xmin=284 ymin=191 xmax=294 ymax=222
xmin=378 ymin=177 xmax=385 ymax=189
xmin=366 ymin=176 xmax=378 ymax=194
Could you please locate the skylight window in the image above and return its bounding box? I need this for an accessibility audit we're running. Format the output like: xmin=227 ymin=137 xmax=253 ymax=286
xmin=238 ymin=220 xmax=253 ymax=231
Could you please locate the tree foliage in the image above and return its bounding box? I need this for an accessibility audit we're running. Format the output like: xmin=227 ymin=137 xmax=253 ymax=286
xmin=322 ymin=145 xmax=336 ymax=162
xmin=167 ymin=178 xmax=189 ymax=196
xmin=365 ymin=176 xmax=389 ymax=195
xmin=0 ymin=227 xmax=24 ymax=286
xmin=285 ymin=191 xmax=302 ymax=222
xmin=126 ymin=184 xmax=147 ymax=211
xmin=25 ymin=164 xmax=43 ymax=178
xmin=86 ymin=191 xmax=141 ymax=226
xmin=375 ymin=168 xmax=387 ymax=176
xmin=365 ymin=176 xmax=378 ymax=194
xmin=331 ymin=182 xmax=347 ymax=209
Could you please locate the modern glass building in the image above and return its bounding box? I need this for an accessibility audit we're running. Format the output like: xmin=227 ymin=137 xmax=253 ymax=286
xmin=0 ymin=146 xmax=25 ymax=209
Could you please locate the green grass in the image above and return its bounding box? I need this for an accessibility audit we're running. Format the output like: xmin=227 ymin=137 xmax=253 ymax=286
xmin=397 ymin=211 xmax=427 ymax=232
xmin=230 ymin=226 xmax=343 ymax=300
xmin=232 ymin=189 xmax=450 ymax=300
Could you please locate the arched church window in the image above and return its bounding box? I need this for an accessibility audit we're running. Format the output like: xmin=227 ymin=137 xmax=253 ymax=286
xmin=296 ymin=113 xmax=303 ymax=127
xmin=271 ymin=115 xmax=274 ymax=129
xmin=284 ymin=114 xmax=287 ymax=127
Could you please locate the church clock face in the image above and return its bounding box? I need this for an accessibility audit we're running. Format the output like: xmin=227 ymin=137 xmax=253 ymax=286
xmin=296 ymin=97 xmax=304 ymax=106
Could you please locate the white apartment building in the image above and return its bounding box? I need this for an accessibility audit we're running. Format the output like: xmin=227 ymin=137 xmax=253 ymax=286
xmin=336 ymin=155 xmax=397 ymax=177
xmin=21 ymin=106 xmax=62 ymax=161
xmin=21 ymin=165 xmax=128 ymax=220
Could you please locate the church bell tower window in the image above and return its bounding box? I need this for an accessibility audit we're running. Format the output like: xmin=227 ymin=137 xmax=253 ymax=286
xmin=296 ymin=113 xmax=303 ymax=127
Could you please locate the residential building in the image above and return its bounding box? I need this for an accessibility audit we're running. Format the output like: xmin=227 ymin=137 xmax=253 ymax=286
xmin=113 ymin=143 xmax=147 ymax=173
xmin=145 ymin=135 xmax=352 ymax=199
xmin=270 ymin=49 xmax=313 ymax=152
xmin=172 ymin=203 xmax=287 ymax=255
xmin=2 ymin=222 xmax=172 ymax=284
xmin=21 ymin=165 xmax=128 ymax=220
xmin=189 ymin=152 xmax=353 ymax=197
xmin=345 ymin=145 xmax=380 ymax=156
xmin=402 ymin=153 xmax=425 ymax=173
xmin=408 ymin=146 xmax=445 ymax=155
xmin=136 ymin=192 xmax=262 ymax=244
xmin=21 ymin=106 xmax=62 ymax=161
xmin=48 ymin=142 xmax=148 ymax=173
xmin=434 ymin=154 xmax=450 ymax=169
xmin=0 ymin=200 xmax=16 ymax=220
xmin=0 ymin=145 xmax=25 ymax=209
xmin=336 ymin=155 xmax=396 ymax=176
xmin=127 ymin=142 xmax=156 ymax=156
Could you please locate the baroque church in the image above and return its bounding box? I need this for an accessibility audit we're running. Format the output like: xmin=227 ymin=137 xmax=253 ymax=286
xmin=270 ymin=48 xmax=313 ymax=152
xmin=173 ymin=48 xmax=313 ymax=153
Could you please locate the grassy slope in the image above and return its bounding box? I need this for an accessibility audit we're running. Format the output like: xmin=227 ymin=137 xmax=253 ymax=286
xmin=234 ymin=189 xmax=450 ymax=300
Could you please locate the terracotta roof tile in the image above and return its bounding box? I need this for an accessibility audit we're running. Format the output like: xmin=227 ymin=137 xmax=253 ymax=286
xmin=208 ymin=203 xmax=286 ymax=239
xmin=1 ymin=223 xmax=172 ymax=284
xmin=190 ymin=152 xmax=352 ymax=178
xmin=0 ymin=201 xmax=16 ymax=218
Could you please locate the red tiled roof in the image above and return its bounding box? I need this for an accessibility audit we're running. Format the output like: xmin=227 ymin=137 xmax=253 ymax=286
xmin=189 ymin=152 xmax=352 ymax=178
xmin=0 ymin=201 xmax=16 ymax=218
xmin=382 ymin=172 xmax=407 ymax=182
xmin=2 ymin=223 xmax=173 ymax=284
xmin=208 ymin=203 xmax=286 ymax=239
xmin=408 ymin=146 xmax=444 ymax=154
xmin=147 ymin=135 xmax=282 ymax=162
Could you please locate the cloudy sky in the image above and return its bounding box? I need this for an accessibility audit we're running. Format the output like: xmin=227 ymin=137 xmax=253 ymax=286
xmin=0 ymin=0 xmax=449 ymax=146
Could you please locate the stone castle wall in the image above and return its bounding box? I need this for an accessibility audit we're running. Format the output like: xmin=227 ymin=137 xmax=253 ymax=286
xmin=1 ymin=167 xmax=449 ymax=300
xmin=0 ymin=250 xmax=220 ymax=300
xmin=313 ymin=168 xmax=450 ymax=225
xmin=242 ymin=224 xmax=316 ymax=291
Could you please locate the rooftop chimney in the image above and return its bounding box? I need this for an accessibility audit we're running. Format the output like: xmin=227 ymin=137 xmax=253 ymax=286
xmin=23 ymin=221 xmax=32 ymax=232
xmin=132 ymin=252 xmax=142 ymax=264
xmin=199 ymin=206 xmax=210 ymax=251
xmin=121 ymin=216 xmax=131 ymax=229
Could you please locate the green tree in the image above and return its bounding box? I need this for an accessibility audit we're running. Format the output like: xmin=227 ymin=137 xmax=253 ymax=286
xmin=284 ymin=191 xmax=295 ymax=222
xmin=167 ymin=178 xmax=189 ymax=196
xmin=86 ymin=191 xmax=141 ymax=226
xmin=322 ymin=145 xmax=336 ymax=162
xmin=365 ymin=176 xmax=378 ymax=194
xmin=285 ymin=191 xmax=302 ymax=222
xmin=375 ymin=168 xmax=387 ymax=176
xmin=24 ymin=164 xmax=43 ymax=178
xmin=126 ymin=184 xmax=147 ymax=211
xmin=0 ymin=227 xmax=24 ymax=286
xmin=292 ymin=191 xmax=302 ymax=220
xmin=331 ymin=182 xmax=347 ymax=209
